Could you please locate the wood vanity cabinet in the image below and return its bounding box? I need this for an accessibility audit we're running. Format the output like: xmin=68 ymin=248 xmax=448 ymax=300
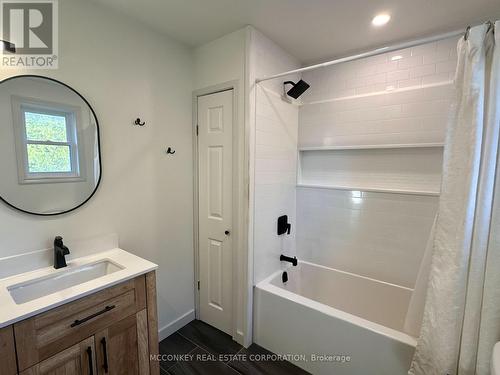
xmin=1 ymin=271 xmax=159 ymax=375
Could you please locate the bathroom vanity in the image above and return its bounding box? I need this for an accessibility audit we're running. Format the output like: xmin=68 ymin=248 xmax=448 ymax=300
xmin=0 ymin=249 xmax=159 ymax=375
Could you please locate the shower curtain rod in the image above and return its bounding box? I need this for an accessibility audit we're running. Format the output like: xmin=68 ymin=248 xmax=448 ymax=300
xmin=255 ymin=29 xmax=465 ymax=83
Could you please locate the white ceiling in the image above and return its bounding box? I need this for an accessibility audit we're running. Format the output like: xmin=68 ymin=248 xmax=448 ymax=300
xmin=93 ymin=0 xmax=500 ymax=64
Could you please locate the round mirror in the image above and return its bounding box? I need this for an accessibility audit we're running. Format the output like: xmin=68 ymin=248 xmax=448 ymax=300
xmin=0 ymin=75 xmax=101 ymax=215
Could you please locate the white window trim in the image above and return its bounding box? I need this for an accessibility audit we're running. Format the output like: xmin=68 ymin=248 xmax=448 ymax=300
xmin=11 ymin=96 xmax=86 ymax=185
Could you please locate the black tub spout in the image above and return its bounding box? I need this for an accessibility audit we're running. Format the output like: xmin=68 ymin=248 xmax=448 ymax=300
xmin=280 ymin=254 xmax=298 ymax=266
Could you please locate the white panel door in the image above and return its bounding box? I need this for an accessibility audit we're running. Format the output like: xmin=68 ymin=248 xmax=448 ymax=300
xmin=197 ymin=89 xmax=233 ymax=335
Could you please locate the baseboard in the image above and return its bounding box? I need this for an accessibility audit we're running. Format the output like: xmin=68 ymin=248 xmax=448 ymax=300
xmin=158 ymin=309 xmax=195 ymax=341
xmin=234 ymin=329 xmax=246 ymax=347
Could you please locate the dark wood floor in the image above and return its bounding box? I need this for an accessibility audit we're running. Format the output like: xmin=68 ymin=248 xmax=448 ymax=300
xmin=158 ymin=319 xmax=310 ymax=375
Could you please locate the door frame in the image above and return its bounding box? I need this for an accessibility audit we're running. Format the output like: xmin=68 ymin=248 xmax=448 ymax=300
xmin=192 ymin=81 xmax=247 ymax=344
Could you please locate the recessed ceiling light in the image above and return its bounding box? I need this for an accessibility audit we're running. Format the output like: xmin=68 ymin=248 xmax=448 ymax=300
xmin=391 ymin=55 xmax=403 ymax=61
xmin=372 ymin=13 xmax=391 ymax=27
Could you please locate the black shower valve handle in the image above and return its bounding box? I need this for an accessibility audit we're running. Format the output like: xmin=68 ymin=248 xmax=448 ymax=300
xmin=277 ymin=215 xmax=292 ymax=236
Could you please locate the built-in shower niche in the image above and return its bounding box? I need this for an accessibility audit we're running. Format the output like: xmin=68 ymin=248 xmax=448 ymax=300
xmin=297 ymin=144 xmax=443 ymax=196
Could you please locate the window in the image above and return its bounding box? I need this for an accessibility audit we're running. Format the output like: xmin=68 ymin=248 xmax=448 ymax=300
xmin=12 ymin=97 xmax=83 ymax=183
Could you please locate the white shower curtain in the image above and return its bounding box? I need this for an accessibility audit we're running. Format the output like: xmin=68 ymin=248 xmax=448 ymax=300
xmin=409 ymin=21 xmax=500 ymax=375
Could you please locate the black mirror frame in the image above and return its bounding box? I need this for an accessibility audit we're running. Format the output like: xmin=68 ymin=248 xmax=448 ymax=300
xmin=0 ymin=74 xmax=102 ymax=216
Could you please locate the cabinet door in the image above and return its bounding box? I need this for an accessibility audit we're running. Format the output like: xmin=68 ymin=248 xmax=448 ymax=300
xmin=0 ymin=326 xmax=17 ymax=375
xmin=95 ymin=313 xmax=148 ymax=375
xmin=20 ymin=337 xmax=96 ymax=375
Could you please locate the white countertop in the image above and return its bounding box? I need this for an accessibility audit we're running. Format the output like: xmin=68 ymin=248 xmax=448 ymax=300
xmin=0 ymin=248 xmax=157 ymax=328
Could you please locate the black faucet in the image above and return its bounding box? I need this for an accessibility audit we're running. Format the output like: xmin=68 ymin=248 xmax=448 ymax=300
xmin=54 ymin=236 xmax=70 ymax=269
xmin=280 ymin=254 xmax=298 ymax=266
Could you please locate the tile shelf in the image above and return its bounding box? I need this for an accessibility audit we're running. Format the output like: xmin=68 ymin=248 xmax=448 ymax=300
xmin=296 ymin=183 xmax=440 ymax=196
xmin=297 ymin=143 xmax=444 ymax=197
xmin=298 ymin=143 xmax=445 ymax=151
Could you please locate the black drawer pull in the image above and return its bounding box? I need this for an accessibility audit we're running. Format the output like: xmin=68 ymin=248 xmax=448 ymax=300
xmin=71 ymin=305 xmax=115 ymax=328
xmin=87 ymin=346 xmax=94 ymax=375
xmin=101 ymin=337 xmax=109 ymax=373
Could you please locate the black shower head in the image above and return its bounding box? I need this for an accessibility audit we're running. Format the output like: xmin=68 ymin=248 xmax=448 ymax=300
xmin=284 ymin=79 xmax=310 ymax=99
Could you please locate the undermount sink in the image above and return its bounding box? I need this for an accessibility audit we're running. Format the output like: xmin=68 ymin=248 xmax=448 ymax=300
xmin=7 ymin=260 xmax=124 ymax=304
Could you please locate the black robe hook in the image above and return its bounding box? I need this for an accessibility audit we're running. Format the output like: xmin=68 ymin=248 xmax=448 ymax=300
xmin=134 ymin=118 xmax=145 ymax=126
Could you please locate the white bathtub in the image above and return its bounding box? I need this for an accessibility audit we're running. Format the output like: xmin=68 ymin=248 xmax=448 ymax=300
xmin=254 ymin=261 xmax=417 ymax=375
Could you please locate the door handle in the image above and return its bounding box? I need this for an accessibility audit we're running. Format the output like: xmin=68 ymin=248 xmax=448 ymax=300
xmin=225 ymin=230 xmax=230 ymax=236
xmin=86 ymin=346 xmax=94 ymax=375
xmin=101 ymin=337 xmax=109 ymax=373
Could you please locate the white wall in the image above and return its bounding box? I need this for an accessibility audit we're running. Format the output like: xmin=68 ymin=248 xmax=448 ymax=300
xmin=0 ymin=0 xmax=194 ymax=336
xmin=193 ymin=28 xmax=246 ymax=90
xmin=295 ymin=38 xmax=458 ymax=288
xmin=250 ymin=29 xmax=301 ymax=284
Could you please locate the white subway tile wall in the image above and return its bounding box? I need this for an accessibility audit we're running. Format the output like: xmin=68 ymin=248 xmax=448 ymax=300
xmin=293 ymin=38 xmax=457 ymax=288
xmin=253 ymin=30 xmax=301 ymax=284
xmin=299 ymin=84 xmax=455 ymax=147
xmin=296 ymin=188 xmax=439 ymax=288
xmin=252 ymin=36 xmax=457 ymax=287
xmin=299 ymin=37 xmax=458 ymax=147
